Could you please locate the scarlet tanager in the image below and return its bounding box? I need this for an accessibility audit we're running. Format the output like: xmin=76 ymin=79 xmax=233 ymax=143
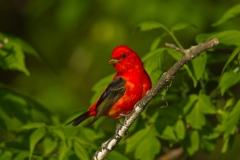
xmin=66 ymin=45 xmax=152 ymax=126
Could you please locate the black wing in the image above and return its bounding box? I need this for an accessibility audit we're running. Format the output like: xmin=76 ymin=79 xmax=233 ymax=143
xmin=91 ymin=77 xmax=126 ymax=124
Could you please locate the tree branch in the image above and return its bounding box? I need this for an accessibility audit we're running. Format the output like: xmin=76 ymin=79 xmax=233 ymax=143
xmin=92 ymin=38 xmax=219 ymax=160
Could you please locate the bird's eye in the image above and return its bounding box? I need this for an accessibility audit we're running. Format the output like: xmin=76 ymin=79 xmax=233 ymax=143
xmin=121 ymin=54 xmax=127 ymax=59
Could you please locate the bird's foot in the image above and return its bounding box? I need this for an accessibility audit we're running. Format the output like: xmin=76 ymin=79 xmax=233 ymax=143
xmin=119 ymin=113 xmax=128 ymax=117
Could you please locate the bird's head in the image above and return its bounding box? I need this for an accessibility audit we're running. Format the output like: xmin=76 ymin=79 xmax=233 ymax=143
xmin=107 ymin=45 xmax=143 ymax=73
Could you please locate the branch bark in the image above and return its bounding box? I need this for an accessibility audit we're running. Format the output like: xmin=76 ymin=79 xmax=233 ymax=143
xmin=92 ymin=38 xmax=219 ymax=160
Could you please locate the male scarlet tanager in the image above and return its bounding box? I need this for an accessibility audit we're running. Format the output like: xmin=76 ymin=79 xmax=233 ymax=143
xmin=66 ymin=45 xmax=152 ymax=126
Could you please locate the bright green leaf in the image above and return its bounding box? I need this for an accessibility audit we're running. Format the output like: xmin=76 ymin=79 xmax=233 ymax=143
xmin=222 ymin=46 xmax=240 ymax=73
xmin=0 ymin=33 xmax=39 ymax=59
xmin=143 ymin=49 xmax=164 ymax=75
xmin=48 ymin=126 xmax=65 ymax=141
xmin=148 ymin=69 xmax=163 ymax=86
xmin=166 ymin=48 xmax=182 ymax=60
xmin=221 ymin=135 xmax=234 ymax=153
xmin=58 ymin=143 xmax=70 ymax=160
xmin=73 ymin=136 xmax=97 ymax=150
xmin=186 ymin=102 xmax=206 ymax=129
xmin=150 ymin=34 xmax=166 ymax=51
xmin=184 ymin=130 xmax=199 ymax=155
xmin=174 ymin=119 xmax=185 ymax=140
xmin=20 ymin=122 xmax=46 ymax=130
xmin=135 ymin=128 xmax=161 ymax=160
xmin=219 ymin=72 xmax=240 ymax=95
xmin=43 ymin=137 xmax=58 ymax=155
xmin=171 ymin=22 xmax=190 ymax=32
xmin=126 ymin=129 xmax=148 ymax=153
xmin=183 ymin=94 xmax=198 ymax=115
xmin=212 ymin=4 xmax=240 ymax=26
xmin=225 ymin=100 xmax=240 ymax=137
xmin=0 ymin=41 xmax=29 ymax=75
xmin=196 ymin=30 xmax=240 ymax=46
xmin=198 ymin=94 xmax=216 ymax=114
xmin=224 ymin=98 xmax=235 ymax=109
xmin=186 ymin=52 xmax=207 ymax=87
xmin=29 ymin=127 xmax=46 ymax=159
xmin=74 ymin=141 xmax=89 ymax=160
xmin=137 ymin=21 xmax=166 ymax=31
xmin=167 ymin=49 xmax=207 ymax=86
xmin=107 ymin=151 xmax=129 ymax=160
xmin=158 ymin=125 xmax=177 ymax=141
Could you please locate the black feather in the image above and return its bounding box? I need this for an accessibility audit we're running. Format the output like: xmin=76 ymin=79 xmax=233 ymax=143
xmin=91 ymin=77 xmax=126 ymax=124
xmin=66 ymin=111 xmax=90 ymax=126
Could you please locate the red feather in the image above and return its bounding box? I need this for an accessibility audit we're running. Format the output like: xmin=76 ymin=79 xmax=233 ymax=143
xmin=66 ymin=45 xmax=152 ymax=126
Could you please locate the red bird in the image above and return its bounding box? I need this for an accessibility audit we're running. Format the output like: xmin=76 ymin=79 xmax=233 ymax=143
xmin=66 ymin=45 xmax=152 ymax=126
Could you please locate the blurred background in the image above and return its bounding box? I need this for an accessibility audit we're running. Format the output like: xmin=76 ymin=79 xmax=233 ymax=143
xmin=0 ymin=0 xmax=240 ymax=159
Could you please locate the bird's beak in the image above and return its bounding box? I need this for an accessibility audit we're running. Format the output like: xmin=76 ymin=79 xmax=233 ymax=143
xmin=107 ymin=58 xmax=119 ymax=65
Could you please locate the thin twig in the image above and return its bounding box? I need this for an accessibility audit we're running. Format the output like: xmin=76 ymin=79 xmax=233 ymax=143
xmin=92 ymin=38 xmax=219 ymax=160
xmin=157 ymin=146 xmax=184 ymax=160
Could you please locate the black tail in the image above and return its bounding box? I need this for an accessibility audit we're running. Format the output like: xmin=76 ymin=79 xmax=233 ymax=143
xmin=66 ymin=111 xmax=91 ymax=126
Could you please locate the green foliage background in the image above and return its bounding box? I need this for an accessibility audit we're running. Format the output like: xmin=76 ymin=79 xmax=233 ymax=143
xmin=0 ymin=0 xmax=240 ymax=160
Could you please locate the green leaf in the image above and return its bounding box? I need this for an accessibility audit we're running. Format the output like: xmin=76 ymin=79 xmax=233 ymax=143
xmin=158 ymin=125 xmax=177 ymax=141
xmin=0 ymin=37 xmax=30 ymax=75
xmin=166 ymin=48 xmax=182 ymax=60
xmin=134 ymin=128 xmax=161 ymax=160
xmin=148 ymin=69 xmax=163 ymax=86
xmin=196 ymin=30 xmax=240 ymax=46
xmin=0 ymin=91 xmax=30 ymax=123
xmin=225 ymin=100 xmax=240 ymax=138
xmin=150 ymin=34 xmax=166 ymax=51
xmin=0 ymin=117 xmax=7 ymax=130
xmin=186 ymin=101 xmax=206 ymax=129
xmin=73 ymin=136 xmax=97 ymax=150
xmin=221 ymin=135 xmax=234 ymax=153
xmin=0 ymin=33 xmax=40 ymax=59
xmin=198 ymin=94 xmax=216 ymax=114
xmin=184 ymin=130 xmax=199 ymax=155
xmin=20 ymin=122 xmax=46 ymax=130
xmin=167 ymin=49 xmax=207 ymax=87
xmin=73 ymin=141 xmax=89 ymax=160
xmin=107 ymin=151 xmax=129 ymax=160
xmin=171 ymin=22 xmax=190 ymax=32
xmin=219 ymin=72 xmax=240 ymax=95
xmin=174 ymin=119 xmax=185 ymax=140
xmin=201 ymin=138 xmax=215 ymax=153
xmin=186 ymin=52 xmax=207 ymax=87
xmin=183 ymin=94 xmax=198 ymax=115
xmin=143 ymin=50 xmax=164 ymax=75
xmin=14 ymin=151 xmax=29 ymax=160
xmin=29 ymin=127 xmax=46 ymax=159
xmin=222 ymin=43 xmax=240 ymax=73
xmin=212 ymin=4 xmax=240 ymax=26
xmin=137 ymin=21 xmax=166 ymax=31
xmin=0 ymin=88 xmax=51 ymax=121
xmin=58 ymin=143 xmax=70 ymax=160
xmin=43 ymin=137 xmax=58 ymax=155
xmin=48 ymin=126 xmax=65 ymax=141
xmin=0 ymin=150 xmax=12 ymax=160
xmin=126 ymin=129 xmax=148 ymax=153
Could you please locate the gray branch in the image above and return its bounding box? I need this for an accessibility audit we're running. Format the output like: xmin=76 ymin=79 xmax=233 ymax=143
xmin=92 ymin=38 xmax=219 ymax=160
